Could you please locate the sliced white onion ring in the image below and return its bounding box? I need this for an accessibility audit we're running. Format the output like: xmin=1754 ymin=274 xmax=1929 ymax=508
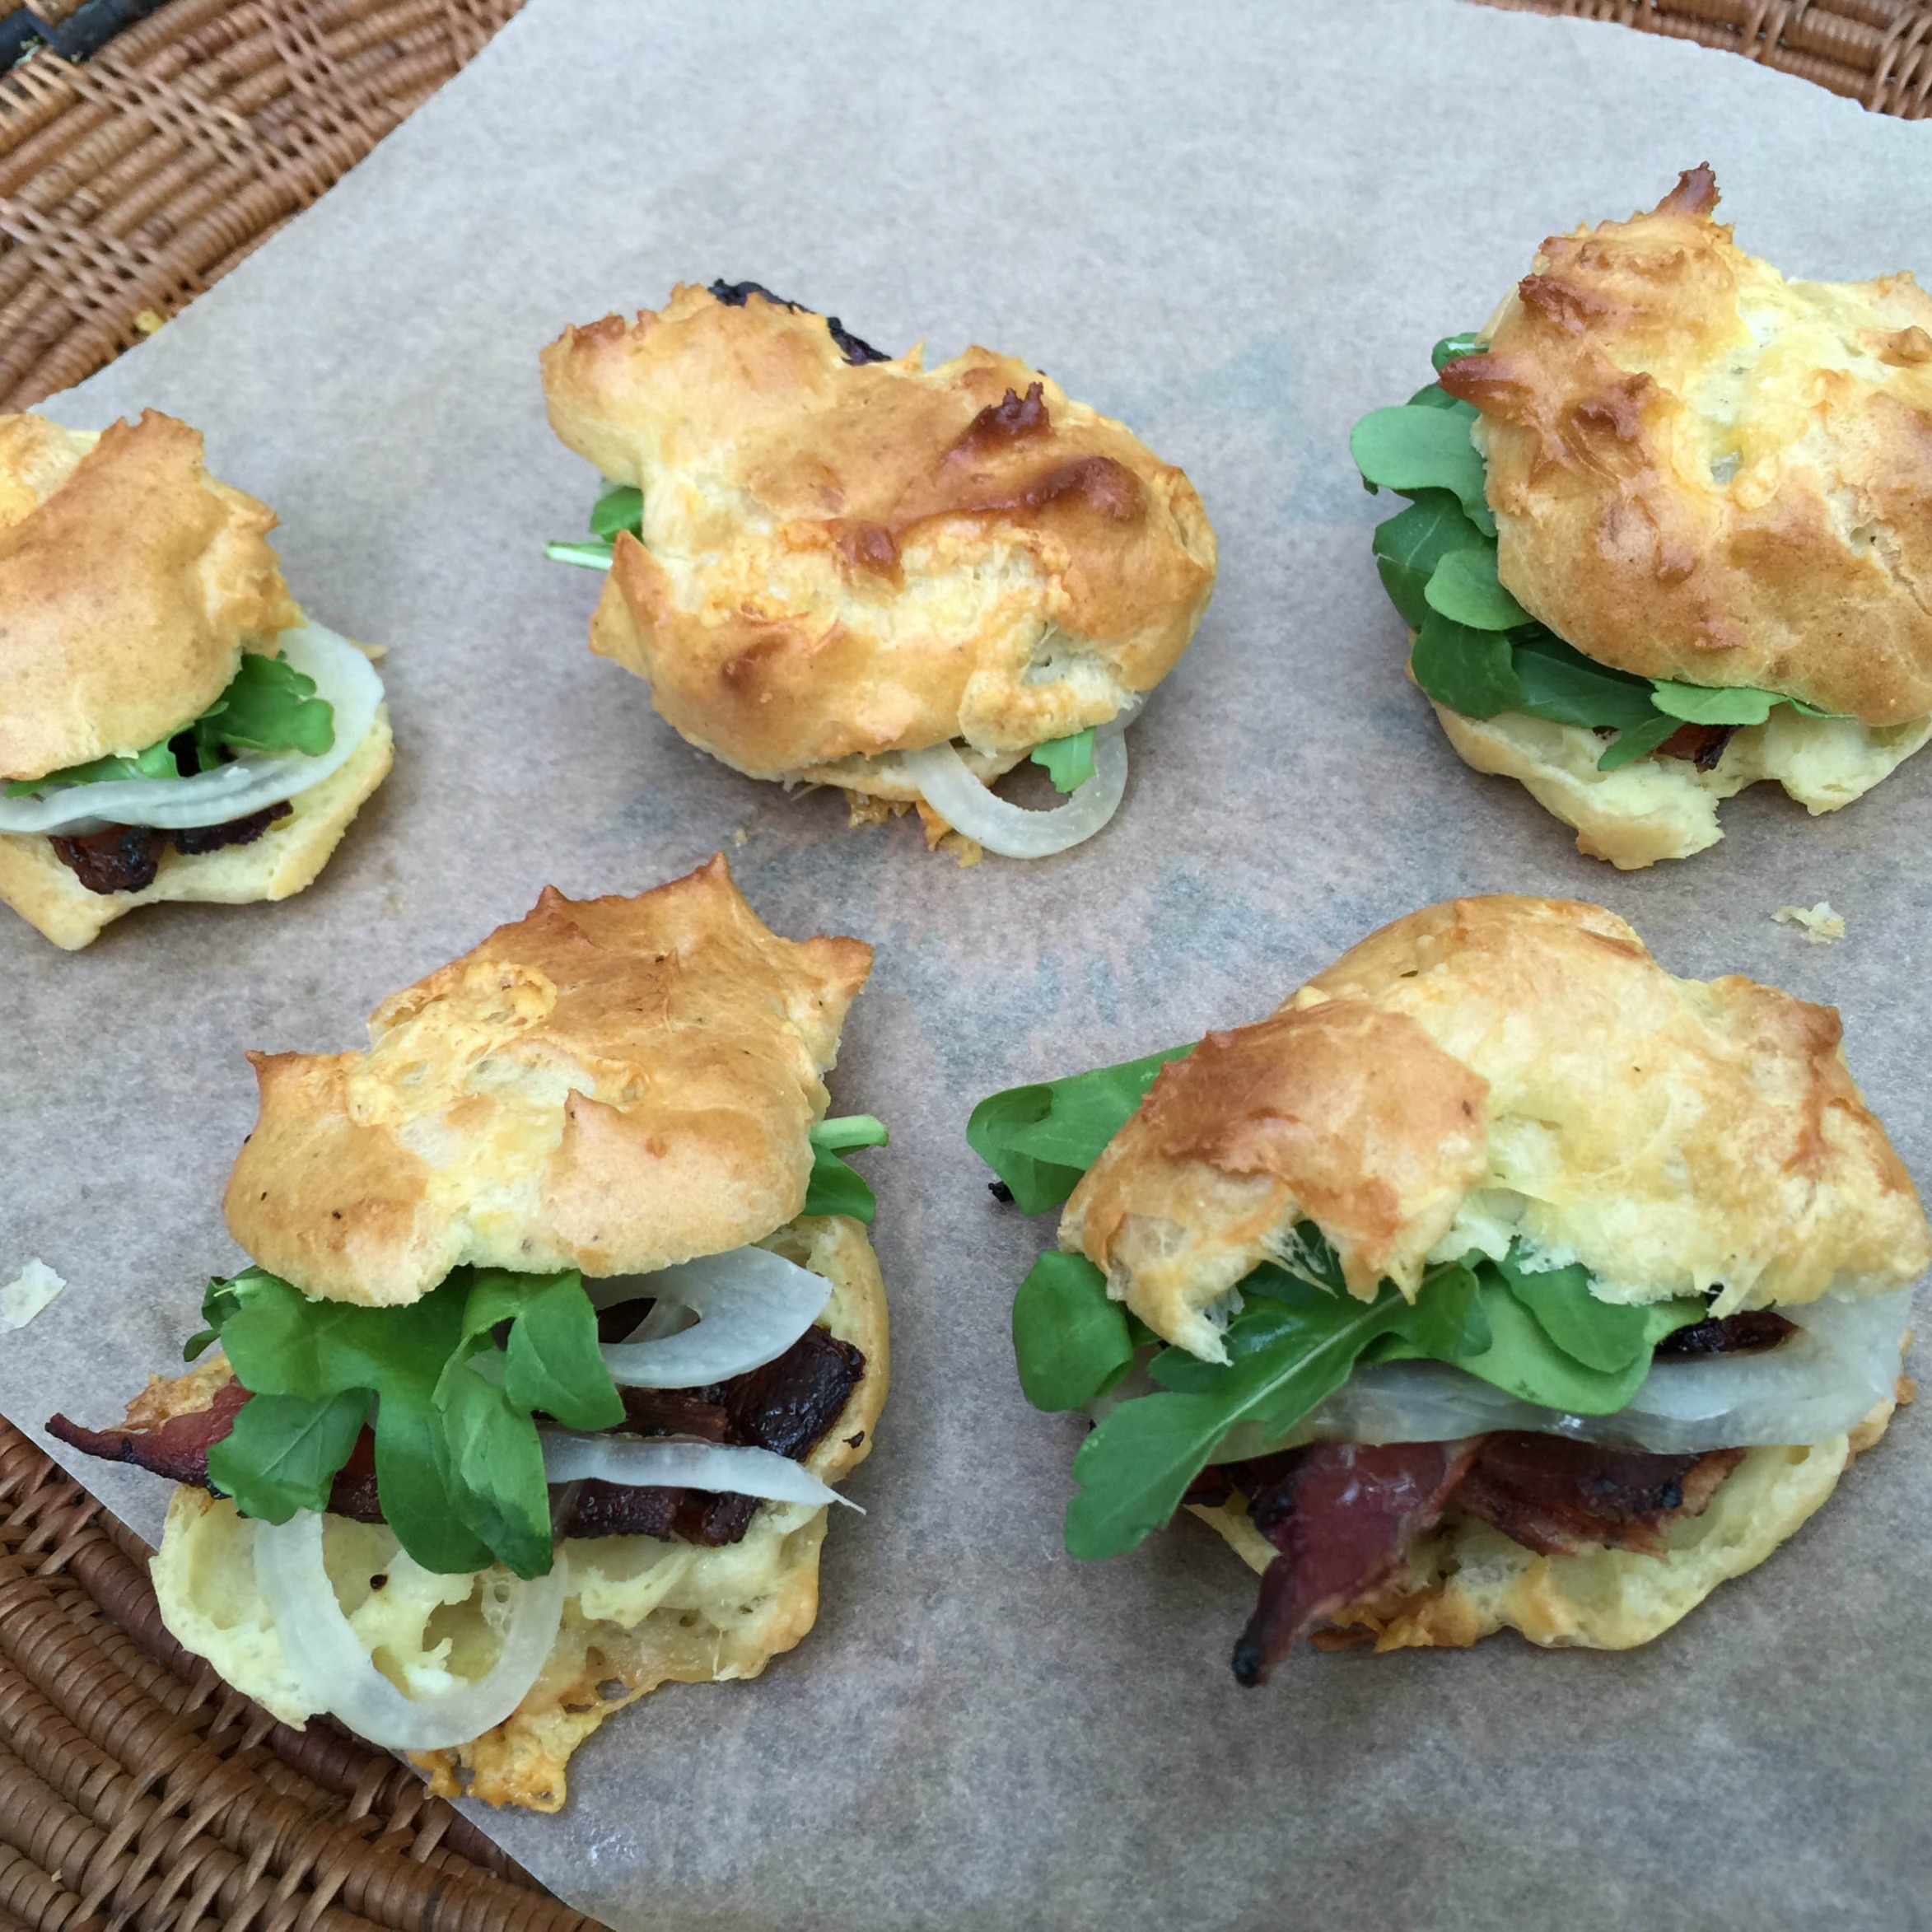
xmin=1200 ymin=1286 xmax=1916 ymax=1460
xmin=587 ymin=1248 xmax=830 ymax=1388
xmin=902 ymin=718 xmax=1129 ymax=858
xmin=539 ymin=1430 xmax=857 ymax=1510
xmin=0 ymin=622 xmax=385 ymax=835
xmin=253 ymin=1511 xmax=565 ymax=1752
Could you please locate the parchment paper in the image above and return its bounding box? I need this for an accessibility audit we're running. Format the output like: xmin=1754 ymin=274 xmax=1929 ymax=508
xmin=7 ymin=3 xmax=1931 ymax=1925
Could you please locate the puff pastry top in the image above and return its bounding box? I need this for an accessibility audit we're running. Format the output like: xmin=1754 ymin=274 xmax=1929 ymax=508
xmin=225 ymin=856 xmax=873 ymax=1305
xmin=0 ymin=412 xmax=300 ymax=783
xmin=540 ymin=283 xmax=1217 ymax=780
xmin=1441 ymin=167 xmax=1932 ymax=726
xmin=1062 ymin=896 xmax=1928 ymax=1361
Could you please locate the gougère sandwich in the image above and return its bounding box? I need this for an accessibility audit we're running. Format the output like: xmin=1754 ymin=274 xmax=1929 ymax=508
xmin=1351 ymin=167 xmax=1932 ymax=867
xmin=50 ymin=856 xmax=888 ymax=1811
xmin=970 ymin=896 xmax=1925 ymax=1681
xmin=0 ymin=410 xmax=391 ymax=946
xmin=541 ymin=280 xmax=1217 ymax=861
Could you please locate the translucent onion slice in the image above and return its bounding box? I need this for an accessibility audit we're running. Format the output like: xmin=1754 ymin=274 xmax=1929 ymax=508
xmin=902 ymin=718 xmax=1129 ymax=858
xmin=253 ymin=1511 xmax=565 ymax=1752
xmin=1202 ymin=1287 xmax=1915 ymax=1461
xmin=587 ymin=1248 xmax=830 ymax=1388
xmin=0 ymin=623 xmax=385 ymax=835
xmin=539 ymin=1430 xmax=856 ymax=1509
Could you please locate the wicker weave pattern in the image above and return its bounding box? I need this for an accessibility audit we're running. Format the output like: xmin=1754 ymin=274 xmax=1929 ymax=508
xmin=0 ymin=1419 xmax=601 ymax=1932
xmin=1474 ymin=0 xmax=1932 ymax=114
xmin=0 ymin=0 xmax=528 ymax=410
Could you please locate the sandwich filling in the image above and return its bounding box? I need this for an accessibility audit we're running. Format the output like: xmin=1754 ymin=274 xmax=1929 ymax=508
xmin=971 ymin=1041 xmax=1913 ymax=1685
xmin=48 ymin=1117 xmax=884 ymax=1755
xmin=0 ymin=622 xmax=386 ymax=895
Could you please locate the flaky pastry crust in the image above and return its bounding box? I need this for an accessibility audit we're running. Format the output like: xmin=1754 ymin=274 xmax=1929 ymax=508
xmin=225 ymin=855 xmax=872 ymax=1305
xmin=1442 ymin=166 xmax=1932 ymax=726
xmin=1062 ymin=896 xmax=1929 ymax=1360
xmin=0 ymin=411 xmax=301 ymax=782
xmin=540 ymin=283 xmax=1216 ymax=780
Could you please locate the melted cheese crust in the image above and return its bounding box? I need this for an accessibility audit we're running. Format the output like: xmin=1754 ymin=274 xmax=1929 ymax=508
xmin=1434 ymin=702 xmax=1932 ymax=869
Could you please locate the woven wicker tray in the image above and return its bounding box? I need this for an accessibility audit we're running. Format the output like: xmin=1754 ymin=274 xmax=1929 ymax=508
xmin=0 ymin=1416 xmax=600 ymax=1931
xmin=0 ymin=2 xmax=1926 ymax=1927
xmin=1475 ymin=0 xmax=1932 ymax=112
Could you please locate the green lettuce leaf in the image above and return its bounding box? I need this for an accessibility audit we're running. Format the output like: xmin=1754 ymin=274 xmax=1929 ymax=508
xmin=1030 ymin=1226 xmax=1706 ymax=1560
xmin=194 ymin=1262 xmax=628 ymax=1579
xmin=1031 ymin=729 xmax=1096 ymax=793
xmin=1355 ymin=352 xmax=1836 ymax=771
xmin=1012 ymin=1252 xmax=1135 ymax=1412
xmin=1371 ymin=490 xmax=1486 ymax=631
xmin=1349 ymin=404 xmax=1495 ymax=533
xmin=967 ymin=1044 xmax=1193 ymax=1215
xmin=204 ymin=1388 xmax=369 ymax=1522
xmin=804 ymin=1113 xmax=888 ymax=1222
xmin=193 ymin=651 xmax=334 ymax=762
xmin=1423 ymin=546 xmax=1531 ymax=631
xmin=590 ymin=480 xmax=644 ymax=540
xmin=4 ymin=739 xmax=181 ymax=797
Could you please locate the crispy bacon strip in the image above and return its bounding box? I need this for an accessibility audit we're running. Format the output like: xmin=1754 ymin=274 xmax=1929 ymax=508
xmin=1220 ymin=1426 xmax=1756 ymax=1681
xmin=48 ymin=1325 xmax=866 ymax=1547
xmin=1453 ymin=1434 xmax=1745 ymax=1558
xmin=48 ymin=1382 xmax=250 ymax=1481
xmin=1229 ymin=1439 xmax=1485 ymax=1687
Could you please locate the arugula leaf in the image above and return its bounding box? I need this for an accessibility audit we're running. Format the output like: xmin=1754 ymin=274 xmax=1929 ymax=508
xmin=433 ymin=1347 xmax=553 ymax=1578
xmin=1411 ymin=613 xmax=1525 ymax=718
xmin=1029 ymin=1219 xmax=1708 ymax=1558
xmin=1031 ymin=729 xmax=1097 ymax=794
xmin=1452 ymin=1272 xmax=1699 ymax=1415
xmin=1066 ymin=1276 xmax=1410 ymax=1559
xmin=1372 ymin=490 xmax=1486 ymax=631
xmin=804 ymin=1150 xmax=876 ymax=1220
xmin=1490 ymin=1246 xmax=1696 ymax=1374
xmin=1432 ymin=332 xmax=1484 ymax=371
xmin=1510 ymin=630 xmax=1658 ymax=731
xmin=1594 ymin=712 xmax=1689 ymax=772
xmin=205 ymin=1388 xmax=369 ymax=1522
xmin=967 ymin=1044 xmax=1194 ymax=1215
xmin=5 ymin=739 xmax=181 ymax=797
xmin=1647 ymin=680 xmax=1778 ymax=727
xmin=1012 ymin=1252 xmax=1133 ymax=1412
xmin=194 ymin=1262 xmax=629 ymax=1578
xmin=493 ymin=1272 xmax=626 ymax=1432
xmin=1353 ymin=357 xmax=1833 ymax=770
xmin=590 ymin=480 xmax=644 ymax=540
xmin=1423 ymin=546 xmax=1531 ymax=631
xmin=1405 ymin=385 xmax=1476 ymax=415
xmin=193 ymin=651 xmax=334 ymax=763
xmin=1349 ymin=404 xmax=1495 ymax=533
xmin=371 ymin=1397 xmax=497 ymax=1576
